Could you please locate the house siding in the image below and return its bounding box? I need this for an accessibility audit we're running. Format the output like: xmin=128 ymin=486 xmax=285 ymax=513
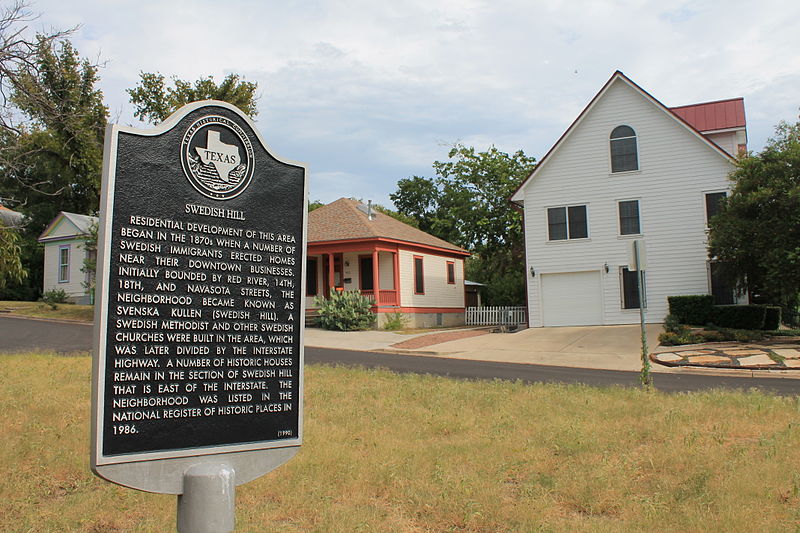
xmin=399 ymin=250 xmax=464 ymax=309
xmin=379 ymin=252 xmax=394 ymax=290
xmin=522 ymin=79 xmax=737 ymax=327
xmin=42 ymin=238 xmax=89 ymax=302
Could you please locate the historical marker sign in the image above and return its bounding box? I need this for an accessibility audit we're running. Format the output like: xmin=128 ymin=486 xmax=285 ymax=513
xmin=91 ymin=101 xmax=306 ymax=494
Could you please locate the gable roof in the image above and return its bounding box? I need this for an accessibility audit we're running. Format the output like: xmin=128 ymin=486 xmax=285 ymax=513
xmin=308 ymin=198 xmax=468 ymax=255
xmin=511 ymin=70 xmax=737 ymax=204
xmin=38 ymin=211 xmax=98 ymax=242
xmin=670 ymin=98 xmax=746 ymax=132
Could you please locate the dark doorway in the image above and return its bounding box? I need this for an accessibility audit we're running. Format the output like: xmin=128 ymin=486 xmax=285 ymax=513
xmin=359 ymin=256 xmax=374 ymax=291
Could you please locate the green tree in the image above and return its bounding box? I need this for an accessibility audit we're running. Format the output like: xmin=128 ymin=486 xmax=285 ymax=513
xmin=391 ymin=144 xmax=537 ymax=305
xmin=6 ymin=37 xmax=107 ymax=218
xmin=81 ymin=218 xmax=98 ymax=304
xmin=708 ymin=116 xmax=800 ymax=314
xmin=0 ymin=220 xmax=26 ymax=290
xmin=0 ymin=5 xmax=106 ymax=299
xmin=128 ymin=72 xmax=259 ymax=123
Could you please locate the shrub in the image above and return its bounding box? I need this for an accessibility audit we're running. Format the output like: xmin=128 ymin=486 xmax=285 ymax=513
xmin=668 ymin=295 xmax=713 ymax=325
xmin=658 ymin=330 xmax=703 ymax=346
xmin=383 ymin=311 xmax=407 ymax=331
xmin=663 ymin=313 xmax=683 ymax=334
xmin=698 ymin=329 xmax=727 ymax=342
xmin=762 ymin=306 xmax=781 ymax=330
xmin=314 ymin=291 xmax=376 ymax=331
xmin=709 ymin=305 xmax=766 ymax=330
xmin=41 ymin=289 xmax=69 ymax=309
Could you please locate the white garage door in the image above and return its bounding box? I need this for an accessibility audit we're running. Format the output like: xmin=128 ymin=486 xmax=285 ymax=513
xmin=540 ymin=271 xmax=602 ymax=327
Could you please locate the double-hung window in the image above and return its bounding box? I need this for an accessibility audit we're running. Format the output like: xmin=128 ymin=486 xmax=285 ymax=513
xmin=547 ymin=205 xmax=588 ymax=241
xmin=618 ymin=199 xmax=641 ymax=235
xmin=705 ymin=191 xmax=726 ymax=224
xmin=413 ymin=256 xmax=424 ymax=294
xmin=446 ymin=261 xmax=455 ymax=284
xmin=621 ymin=267 xmax=646 ymax=309
xmin=709 ymin=262 xmax=735 ymax=305
xmin=58 ymin=245 xmax=70 ymax=283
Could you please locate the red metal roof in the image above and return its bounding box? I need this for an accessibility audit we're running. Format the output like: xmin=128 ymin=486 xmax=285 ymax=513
xmin=669 ymin=98 xmax=745 ymax=132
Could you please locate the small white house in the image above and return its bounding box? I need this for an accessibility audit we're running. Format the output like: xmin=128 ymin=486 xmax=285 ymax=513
xmin=38 ymin=212 xmax=98 ymax=304
xmin=511 ymin=71 xmax=746 ymax=327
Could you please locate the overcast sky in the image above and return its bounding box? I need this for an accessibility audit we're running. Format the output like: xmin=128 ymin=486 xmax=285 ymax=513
xmin=25 ymin=0 xmax=800 ymax=207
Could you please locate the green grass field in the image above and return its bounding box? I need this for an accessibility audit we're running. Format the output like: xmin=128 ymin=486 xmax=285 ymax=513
xmin=1 ymin=353 xmax=799 ymax=532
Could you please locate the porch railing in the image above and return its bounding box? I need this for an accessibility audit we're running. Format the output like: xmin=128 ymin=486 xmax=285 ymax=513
xmin=361 ymin=289 xmax=399 ymax=306
xmin=466 ymin=306 xmax=526 ymax=326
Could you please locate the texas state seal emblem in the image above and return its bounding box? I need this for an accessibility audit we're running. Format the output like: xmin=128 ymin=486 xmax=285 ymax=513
xmin=181 ymin=115 xmax=255 ymax=200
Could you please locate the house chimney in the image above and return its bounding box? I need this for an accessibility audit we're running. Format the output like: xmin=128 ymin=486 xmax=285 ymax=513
xmin=367 ymin=200 xmax=375 ymax=220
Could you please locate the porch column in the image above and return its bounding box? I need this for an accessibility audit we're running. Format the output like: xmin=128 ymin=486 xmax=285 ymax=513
xmin=372 ymin=249 xmax=380 ymax=305
xmin=327 ymin=253 xmax=334 ymax=296
xmin=393 ymin=250 xmax=400 ymax=306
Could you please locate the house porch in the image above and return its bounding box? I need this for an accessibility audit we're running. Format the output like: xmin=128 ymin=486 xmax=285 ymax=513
xmin=306 ymin=242 xmax=400 ymax=310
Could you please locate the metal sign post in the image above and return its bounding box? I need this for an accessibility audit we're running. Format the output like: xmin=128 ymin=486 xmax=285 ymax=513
xmin=91 ymin=101 xmax=307 ymax=532
xmin=630 ymin=240 xmax=651 ymax=387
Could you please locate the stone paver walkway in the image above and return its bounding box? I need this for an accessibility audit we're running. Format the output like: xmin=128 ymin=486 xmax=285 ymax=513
xmin=651 ymin=342 xmax=800 ymax=370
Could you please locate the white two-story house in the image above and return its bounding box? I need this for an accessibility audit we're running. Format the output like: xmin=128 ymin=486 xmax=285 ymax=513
xmin=510 ymin=71 xmax=746 ymax=327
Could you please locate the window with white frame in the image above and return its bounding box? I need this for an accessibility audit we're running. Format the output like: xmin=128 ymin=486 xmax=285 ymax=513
xmin=618 ymin=199 xmax=641 ymax=235
xmin=705 ymin=191 xmax=726 ymax=224
xmin=413 ymin=256 xmax=425 ymax=294
xmin=709 ymin=261 xmax=735 ymax=305
xmin=547 ymin=205 xmax=588 ymax=241
xmin=621 ymin=267 xmax=646 ymax=309
xmin=610 ymin=125 xmax=638 ymax=172
xmin=58 ymin=245 xmax=70 ymax=283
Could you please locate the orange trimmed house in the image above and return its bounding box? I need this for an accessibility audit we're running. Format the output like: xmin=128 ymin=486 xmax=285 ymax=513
xmin=307 ymin=198 xmax=470 ymax=327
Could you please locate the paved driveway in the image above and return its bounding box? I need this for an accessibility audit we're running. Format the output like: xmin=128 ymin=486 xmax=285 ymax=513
xmin=416 ymin=324 xmax=664 ymax=372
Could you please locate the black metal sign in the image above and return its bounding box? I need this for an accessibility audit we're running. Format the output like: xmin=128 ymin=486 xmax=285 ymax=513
xmin=91 ymin=102 xmax=306 ymax=469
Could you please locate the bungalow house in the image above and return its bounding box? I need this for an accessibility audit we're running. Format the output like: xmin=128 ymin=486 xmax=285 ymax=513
xmin=38 ymin=211 xmax=98 ymax=304
xmin=510 ymin=71 xmax=746 ymax=327
xmin=307 ymin=198 xmax=470 ymax=327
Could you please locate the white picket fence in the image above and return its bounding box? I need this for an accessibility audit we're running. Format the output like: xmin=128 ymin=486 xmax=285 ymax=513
xmin=465 ymin=306 xmax=526 ymax=326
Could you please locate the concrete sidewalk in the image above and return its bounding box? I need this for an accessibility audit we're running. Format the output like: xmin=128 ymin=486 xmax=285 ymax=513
xmin=303 ymin=328 xmax=433 ymax=352
xmin=409 ymin=324 xmax=662 ymax=372
xmin=304 ymin=324 xmax=800 ymax=378
xmin=305 ymin=324 xmax=661 ymax=371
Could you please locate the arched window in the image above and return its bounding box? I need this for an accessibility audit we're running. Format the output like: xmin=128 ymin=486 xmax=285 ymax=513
xmin=610 ymin=125 xmax=638 ymax=172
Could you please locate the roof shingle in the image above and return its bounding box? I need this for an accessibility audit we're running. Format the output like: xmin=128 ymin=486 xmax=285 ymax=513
xmin=308 ymin=198 xmax=467 ymax=254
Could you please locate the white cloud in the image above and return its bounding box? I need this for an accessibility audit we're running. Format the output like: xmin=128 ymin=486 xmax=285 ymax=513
xmin=25 ymin=0 xmax=800 ymax=206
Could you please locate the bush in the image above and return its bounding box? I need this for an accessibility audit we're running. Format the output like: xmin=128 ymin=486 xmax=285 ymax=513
xmin=383 ymin=311 xmax=407 ymax=331
xmin=663 ymin=313 xmax=683 ymax=334
xmin=42 ymin=288 xmax=69 ymax=304
xmin=658 ymin=330 xmax=703 ymax=346
xmin=314 ymin=291 xmax=376 ymax=331
xmin=709 ymin=305 xmax=766 ymax=330
xmin=41 ymin=288 xmax=69 ymax=309
xmin=762 ymin=306 xmax=782 ymax=330
xmin=668 ymin=295 xmax=714 ymax=325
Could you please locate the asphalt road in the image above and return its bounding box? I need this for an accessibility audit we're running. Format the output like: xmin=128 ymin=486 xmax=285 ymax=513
xmin=0 ymin=315 xmax=94 ymax=354
xmin=2 ymin=316 xmax=798 ymax=395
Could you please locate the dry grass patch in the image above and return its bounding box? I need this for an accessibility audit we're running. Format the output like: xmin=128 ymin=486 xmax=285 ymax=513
xmin=2 ymin=354 xmax=800 ymax=531
xmin=0 ymin=300 xmax=94 ymax=322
